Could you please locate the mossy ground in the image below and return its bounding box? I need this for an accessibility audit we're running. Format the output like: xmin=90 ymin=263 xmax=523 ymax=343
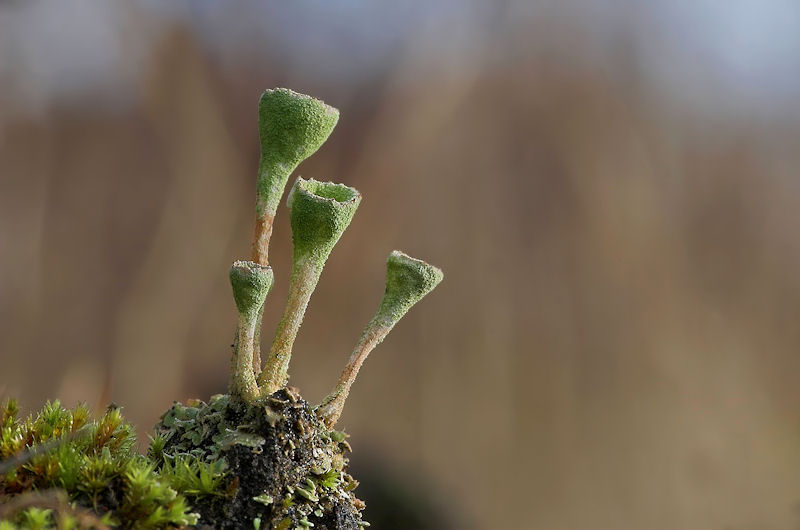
xmin=151 ymin=388 xmax=366 ymax=530
xmin=0 ymin=399 xmax=198 ymax=529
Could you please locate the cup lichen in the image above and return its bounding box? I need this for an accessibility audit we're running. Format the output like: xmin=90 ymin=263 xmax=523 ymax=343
xmin=250 ymin=89 xmax=340 ymax=373
xmin=316 ymin=250 xmax=443 ymax=428
xmin=229 ymin=261 xmax=274 ymax=402
xmin=258 ymin=178 xmax=361 ymax=396
xmin=252 ymin=88 xmax=340 ymax=266
xmin=230 ymin=90 xmax=443 ymax=415
xmin=0 ymin=87 xmax=444 ymax=530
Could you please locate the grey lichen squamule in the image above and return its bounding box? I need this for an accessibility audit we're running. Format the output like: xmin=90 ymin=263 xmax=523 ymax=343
xmin=227 ymin=87 xmax=442 ymax=429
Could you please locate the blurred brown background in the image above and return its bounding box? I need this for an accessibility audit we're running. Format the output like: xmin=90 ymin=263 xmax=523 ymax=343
xmin=2 ymin=2 xmax=800 ymax=528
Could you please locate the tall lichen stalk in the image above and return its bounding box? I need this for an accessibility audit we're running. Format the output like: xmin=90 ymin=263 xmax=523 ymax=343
xmin=248 ymin=88 xmax=339 ymax=375
xmin=251 ymin=88 xmax=339 ymax=266
xmin=228 ymin=87 xmax=443 ymax=429
xmin=258 ymin=178 xmax=361 ymax=396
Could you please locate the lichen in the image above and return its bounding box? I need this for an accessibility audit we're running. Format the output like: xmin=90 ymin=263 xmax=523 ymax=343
xmin=258 ymin=179 xmax=361 ymax=396
xmin=284 ymin=179 xmax=361 ymax=262
xmin=0 ymin=86 xmax=443 ymax=529
xmin=207 ymin=87 xmax=443 ymax=529
xmin=316 ymin=251 xmax=443 ymax=428
xmin=229 ymin=262 xmax=275 ymax=402
xmin=253 ymin=89 xmax=340 ymax=266
xmin=150 ymin=390 xmax=365 ymax=529
xmin=240 ymin=92 xmax=442 ymax=407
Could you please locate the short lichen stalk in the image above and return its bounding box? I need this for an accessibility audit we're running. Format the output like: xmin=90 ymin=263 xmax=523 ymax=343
xmin=229 ymin=261 xmax=273 ymax=402
xmin=259 ymin=178 xmax=361 ymax=396
xmin=317 ymin=251 xmax=443 ymax=428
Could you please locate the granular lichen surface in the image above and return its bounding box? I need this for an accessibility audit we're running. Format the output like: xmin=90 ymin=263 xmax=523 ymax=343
xmin=151 ymin=390 xmax=366 ymax=530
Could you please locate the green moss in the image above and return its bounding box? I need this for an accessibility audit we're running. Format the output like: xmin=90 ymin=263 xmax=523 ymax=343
xmin=158 ymin=455 xmax=228 ymax=497
xmin=0 ymin=400 xmax=200 ymax=529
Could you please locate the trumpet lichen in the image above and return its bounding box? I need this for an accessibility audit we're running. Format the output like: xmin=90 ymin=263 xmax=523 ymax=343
xmin=0 ymin=87 xmax=442 ymax=530
xmin=0 ymin=399 xmax=201 ymax=529
xmin=252 ymin=89 xmax=339 ymax=266
xmin=258 ymin=178 xmax=361 ymax=396
xmin=229 ymin=261 xmax=274 ymax=402
xmin=316 ymin=251 xmax=443 ymax=428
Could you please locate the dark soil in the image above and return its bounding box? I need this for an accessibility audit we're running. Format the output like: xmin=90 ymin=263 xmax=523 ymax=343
xmin=152 ymin=388 xmax=366 ymax=530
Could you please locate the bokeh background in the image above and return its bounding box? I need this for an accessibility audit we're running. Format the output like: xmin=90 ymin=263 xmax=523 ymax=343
xmin=3 ymin=1 xmax=800 ymax=528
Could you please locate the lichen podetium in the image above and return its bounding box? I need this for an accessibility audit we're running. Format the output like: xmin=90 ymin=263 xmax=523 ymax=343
xmin=229 ymin=261 xmax=274 ymax=402
xmin=316 ymin=251 xmax=443 ymax=428
xmin=233 ymin=88 xmax=443 ymax=416
xmin=258 ymin=178 xmax=361 ymax=396
xmin=0 ymin=87 xmax=442 ymax=530
xmin=250 ymin=89 xmax=339 ymax=373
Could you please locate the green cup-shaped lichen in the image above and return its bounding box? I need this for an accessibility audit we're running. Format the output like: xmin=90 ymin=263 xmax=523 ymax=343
xmin=229 ymin=261 xmax=274 ymax=402
xmin=249 ymin=90 xmax=338 ymax=372
xmin=252 ymin=88 xmax=339 ymax=265
xmin=376 ymin=250 xmax=444 ymax=323
xmin=317 ymin=251 xmax=443 ymax=427
xmin=259 ymin=178 xmax=361 ymax=395
xmin=288 ymin=178 xmax=362 ymax=260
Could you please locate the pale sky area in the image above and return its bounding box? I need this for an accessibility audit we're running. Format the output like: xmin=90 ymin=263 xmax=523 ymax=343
xmin=0 ymin=0 xmax=798 ymax=118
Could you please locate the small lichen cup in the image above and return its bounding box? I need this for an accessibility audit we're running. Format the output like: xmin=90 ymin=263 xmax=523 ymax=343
xmin=229 ymin=261 xmax=274 ymax=402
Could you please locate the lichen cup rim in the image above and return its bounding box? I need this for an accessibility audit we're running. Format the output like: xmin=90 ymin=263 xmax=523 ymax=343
xmin=288 ymin=177 xmax=361 ymax=207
